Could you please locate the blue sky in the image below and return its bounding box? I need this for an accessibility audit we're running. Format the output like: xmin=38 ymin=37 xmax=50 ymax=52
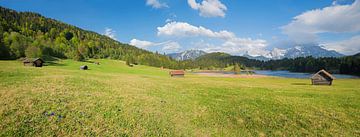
xmin=1 ymin=0 xmax=360 ymax=55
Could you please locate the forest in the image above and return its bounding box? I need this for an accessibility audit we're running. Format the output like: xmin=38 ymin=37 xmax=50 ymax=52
xmin=0 ymin=6 xmax=359 ymax=76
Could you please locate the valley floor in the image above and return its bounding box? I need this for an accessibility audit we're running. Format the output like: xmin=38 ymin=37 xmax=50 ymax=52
xmin=0 ymin=59 xmax=359 ymax=136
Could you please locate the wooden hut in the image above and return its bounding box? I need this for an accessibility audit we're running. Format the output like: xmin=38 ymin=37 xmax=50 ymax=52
xmin=23 ymin=58 xmax=44 ymax=67
xmin=311 ymin=69 xmax=335 ymax=85
xmin=170 ymin=70 xmax=185 ymax=77
xmin=23 ymin=58 xmax=32 ymax=66
xmin=33 ymin=58 xmax=44 ymax=67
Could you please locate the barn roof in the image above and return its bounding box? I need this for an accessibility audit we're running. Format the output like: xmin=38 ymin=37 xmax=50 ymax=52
xmin=311 ymin=69 xmax=336 ymax=80
xmin=33 ymin=58 xmax=44 ymax=62
xmin=23 ymin=58 xmax=44 ymax=62
xmin=170 ymin=70 xmax=185 ymax=75
xmin=22 ymin=58 xmax=31 ymax=63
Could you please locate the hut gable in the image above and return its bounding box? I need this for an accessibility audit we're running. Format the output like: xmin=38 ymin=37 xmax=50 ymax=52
xmin=23 ymin=58 xmax=44 ymax=67
xmin=33 ymin=58 xmax=44 ymax=67
xmin=311 ymin=69 xmax=335 ymax=85
xmin=170 ymin=70 xmax=185 ymax=77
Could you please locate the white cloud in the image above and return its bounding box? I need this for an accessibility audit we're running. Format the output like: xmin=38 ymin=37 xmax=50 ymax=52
xmin=130 ymin=39 xmax=156 ymax=49
xmin=322 ymin=35 xmax=360 ymax=55
xmin=282 ymin=0 xmax=360 ymax=43
xmin=146 ymin=0 xmax=168 ymax=9
xmin=157 ymin=21 xmax=268 ymax=56
xmin=199 ymin=38 xmax=268 ymax=56
xmin=104 ymin=27 xmax=117 ymax=40
xmin=187 ymin=0 xmax=227 ymax=18
xmin=157 ymin=21 xmax=235 ymax=40
xmin=129 ymin=39 xmax=182 ymax=53
xmin=162 ymin=42 xmax=181 ymax=52
xmin=165 ymin=18 xmax=172 ymax=23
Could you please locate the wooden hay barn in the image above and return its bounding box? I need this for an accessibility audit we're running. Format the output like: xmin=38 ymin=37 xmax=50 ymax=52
xmin=23 ymin=58 xmax=45 ymax=67
xmin=311 ymin=69 xmax=335 ymax=85
xmin=170 ymin=70 xmax=185 ymax=77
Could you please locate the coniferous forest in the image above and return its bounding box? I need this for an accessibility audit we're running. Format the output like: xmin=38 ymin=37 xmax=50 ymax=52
xmin=0 ymin=6 xmax=359 ymax=76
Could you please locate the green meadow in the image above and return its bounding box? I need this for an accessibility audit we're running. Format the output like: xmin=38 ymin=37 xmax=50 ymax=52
xmin=0 ymin=59 xmax=359 ymax=136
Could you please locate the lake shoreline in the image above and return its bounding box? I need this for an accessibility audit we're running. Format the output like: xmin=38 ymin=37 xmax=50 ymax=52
xmin=192 ymin=70 xmax=360 ymax=79
xmin=192 ymin=72 xmax=269 ymax=78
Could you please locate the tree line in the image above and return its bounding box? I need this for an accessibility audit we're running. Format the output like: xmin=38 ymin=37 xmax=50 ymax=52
xmin=186 ymin=53 xmax=360 ymax=76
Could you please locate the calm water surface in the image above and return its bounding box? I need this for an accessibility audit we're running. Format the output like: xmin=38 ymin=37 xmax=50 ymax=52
xmin=195 ymin=70 xmax=359 ymax=79
xmin=254 ymin=70 xmax=359 ymax=79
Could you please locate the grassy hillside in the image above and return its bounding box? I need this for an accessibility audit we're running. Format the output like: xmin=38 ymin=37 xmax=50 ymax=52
xmin=0 ymin=6 xmax=179 ymax=69
xmin=0 ymin=60 xmax=359 ymax=136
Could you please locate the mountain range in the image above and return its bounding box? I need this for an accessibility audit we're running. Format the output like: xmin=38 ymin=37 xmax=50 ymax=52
xmin=168 ymin=45 xmax=344 ymax=61
xmin=167 ymin=49 xmax=207 ymax=60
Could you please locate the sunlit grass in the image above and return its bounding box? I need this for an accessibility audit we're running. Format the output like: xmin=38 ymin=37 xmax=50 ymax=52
xmin=0 ymin=59 xmax=359 ymax=136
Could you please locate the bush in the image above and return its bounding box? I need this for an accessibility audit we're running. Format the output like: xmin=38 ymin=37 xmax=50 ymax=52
xmin=73 ymin=50 xmax=85 ymax=61
xmin=25 ymin=45 xmax=42 ymax=58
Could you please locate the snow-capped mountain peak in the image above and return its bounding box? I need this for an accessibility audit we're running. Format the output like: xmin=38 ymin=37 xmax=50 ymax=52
xmin=167 ymin=45 xmax=343 ymax=61
xmin=294 ymin=46 xmax=302 ymax=51
xmin=268 ymin=48 xmax=286 ymax=59
xmin=167 ymin=49 xmax=207 ymax=61
xmin=247 ymin=45 xmax=344 ymax=60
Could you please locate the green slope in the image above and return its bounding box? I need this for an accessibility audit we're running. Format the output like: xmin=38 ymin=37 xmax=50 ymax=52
xmin=0 ymin=60 xmax=359 ymax=136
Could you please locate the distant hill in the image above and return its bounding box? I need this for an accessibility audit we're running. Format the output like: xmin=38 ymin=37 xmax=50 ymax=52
xmin=195 ymin=52 xmax=231 ymax=60
xmin=354 ymin=53 xmax=360 ymax=57
xmin=186 ymin=52 xmax=263 ymax=69
xmin=167 ymin=49 xmax=207 ymax=61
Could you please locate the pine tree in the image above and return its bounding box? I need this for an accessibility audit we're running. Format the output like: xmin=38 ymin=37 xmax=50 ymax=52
xmin=234 ymin=63 xmax=241 ymax=74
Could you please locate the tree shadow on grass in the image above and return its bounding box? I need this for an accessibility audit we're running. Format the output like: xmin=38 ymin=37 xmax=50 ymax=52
xmin=291 ymin=83 xmax=311 ymax=85
xmin=85 ymin=60 xmax=94 ymax=63
xmin=45 ymin=61 xmax=67 ymax=66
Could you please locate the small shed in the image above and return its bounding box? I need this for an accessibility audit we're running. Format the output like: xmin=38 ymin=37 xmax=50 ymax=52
xmin=33 ymin=58 xmax=44 ymax=67
xmin=23 ymin=58 xmax=44 ymax=67
xmin=311 ymin=69 xmax=335 ymax=85
xmin=170 ymin=70 xmax=185 ymax=77
xmin=23 ymin=58 xmax=32 ymax=66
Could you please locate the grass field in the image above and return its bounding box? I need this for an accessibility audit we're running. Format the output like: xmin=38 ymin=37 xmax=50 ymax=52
xmin=0 ymin=59 xmax=359 ymax=136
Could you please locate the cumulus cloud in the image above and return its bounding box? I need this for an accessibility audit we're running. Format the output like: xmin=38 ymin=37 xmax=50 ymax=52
xmin=199 ymin=38 xmax=268 ymax=56
xmin=157 ymin=21 xmax=268 ymax=56
xmin=104 ymin=27 xmax=117 ymax=40
xmin=187 ymin=0 xmax=227 ymax=17
xmin=130 ymin=39 xmax=181 ymax=52
xmin=162 ymin=42 xmax=181 ymax=52
xmin=282 ymin=0 xmax=360 ymax=43
xmin=322 ymin=35 xmax=360 ymax=55
xmin=129 ymin=39 xmax=157 ymax=49
xmin=157 ymin=21 xmax=235 ymax=39
xmin=165 ymin=19 xmax=172 ymax=23
xmin=146 ymin=0 xmax=168 ymax=9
